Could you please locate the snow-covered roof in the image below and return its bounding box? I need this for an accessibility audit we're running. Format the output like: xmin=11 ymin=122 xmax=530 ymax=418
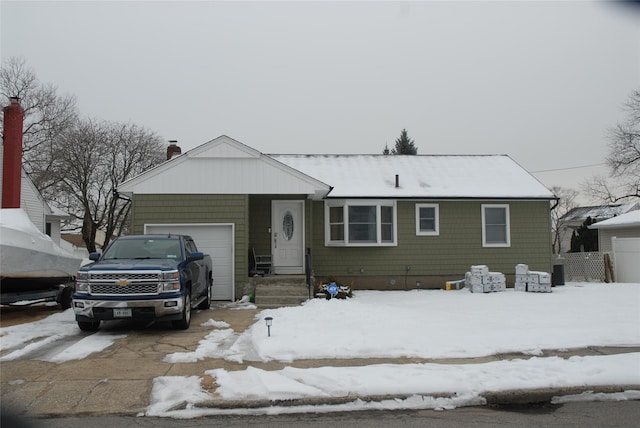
xmin=589 ymin=210 xmax=640 ymax=230
xmin=560 ymin=203 xmax=639 ymax=223
xmin=271 ymin=154 xmax=555 ymax=199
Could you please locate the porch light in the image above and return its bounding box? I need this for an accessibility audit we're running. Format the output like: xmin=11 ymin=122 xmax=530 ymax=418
xmin=264 ymin=316 xmax=273 ymax=337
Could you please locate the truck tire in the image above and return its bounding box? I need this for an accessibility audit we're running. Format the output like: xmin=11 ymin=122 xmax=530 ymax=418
xmin=197 ymin=278 xmax=212 ymax=310
xmin=173 ymin=289 xmax=191 ymax=330
xmin=59 ymin=286 xmax=73 ymax=310
xmin=78 ymin=320 xmax=100 ymax=332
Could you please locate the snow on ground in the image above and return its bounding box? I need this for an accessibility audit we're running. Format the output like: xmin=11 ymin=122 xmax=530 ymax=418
xmin=2 ymin=282 xmax=639 ymax=417
xmin=0 ymin=308 xmax=124 ymax=363
xmin=165 ymin=283 xmax=640 ymax=363
xmin=147 ymin=353 xmax=640 ymax=417
xmin=151 ymin=282 xmax=640 ymax=417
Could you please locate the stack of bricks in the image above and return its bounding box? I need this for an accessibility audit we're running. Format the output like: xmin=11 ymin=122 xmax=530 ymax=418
xmin=514 ymin=264 xmax=552 ymax=293
xmin=465 ymin=265 xmax=506 ymax=293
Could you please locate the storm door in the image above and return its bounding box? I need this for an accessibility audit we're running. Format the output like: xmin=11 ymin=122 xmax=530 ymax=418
xmin=271 ymin=200 xmax=304 ymax=274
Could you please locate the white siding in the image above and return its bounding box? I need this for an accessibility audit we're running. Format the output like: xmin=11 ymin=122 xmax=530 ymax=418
xmin=599 ymin=227 xmax=640 ymax=253
xmin=612 ymin=237 xmax=640 ymax=283
xmin=20 ymin=170 xmax=48 ymax=232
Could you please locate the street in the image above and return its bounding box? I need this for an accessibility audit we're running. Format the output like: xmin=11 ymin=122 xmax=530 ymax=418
xmin=8 ymin=401 xmax=640 ymax=428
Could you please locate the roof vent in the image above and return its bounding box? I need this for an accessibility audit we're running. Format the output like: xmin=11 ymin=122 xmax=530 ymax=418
xmin=395 ymin=174 xmax=400 ymax=188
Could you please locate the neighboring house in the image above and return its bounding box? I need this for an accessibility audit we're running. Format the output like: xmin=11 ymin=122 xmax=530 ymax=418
xmin=118 ymin=136 xmax=557 ymax=300
xmin=0 ymin=143 xmax=70 ymax=247
xmin=557 ymin=203 xmax=640 ymax=253
xmin=589 ymin=210 xmax=640 ymax=282
xmin=589 ymin=210 xmax=640 ymax=253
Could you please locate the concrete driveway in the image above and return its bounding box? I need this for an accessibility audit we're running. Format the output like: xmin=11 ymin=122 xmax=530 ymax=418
xmin=0 ymin=305 xmax=261 ymax=416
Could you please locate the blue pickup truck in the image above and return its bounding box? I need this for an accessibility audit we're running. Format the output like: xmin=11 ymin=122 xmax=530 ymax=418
xmin=73 ymin=234 xmax=213 ymax=331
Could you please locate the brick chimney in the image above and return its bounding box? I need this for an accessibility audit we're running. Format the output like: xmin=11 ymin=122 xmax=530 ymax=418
xmin=2 ymin=97 xmax=24 ymax=208
xmin=166 ymin=140 xmax=181 ymax=160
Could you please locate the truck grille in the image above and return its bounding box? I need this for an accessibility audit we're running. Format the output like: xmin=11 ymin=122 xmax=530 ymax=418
xmin=90 ymin=283 xmax=160 ymax=295
xmin=90 ymin=272 xmax=160 ymax=282
xmin=88 ymin=271 xmax=161 ymax=296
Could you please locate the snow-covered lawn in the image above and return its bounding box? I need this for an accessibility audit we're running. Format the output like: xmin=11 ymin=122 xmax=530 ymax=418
xmin=2 ymin=282 xmax=639 ymax=417
xmin=155 ymin=282 xmax=640 ymax=416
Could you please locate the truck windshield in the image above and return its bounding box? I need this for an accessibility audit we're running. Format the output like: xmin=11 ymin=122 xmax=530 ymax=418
xmin=102 ymin=238 xmax=182 ymax=260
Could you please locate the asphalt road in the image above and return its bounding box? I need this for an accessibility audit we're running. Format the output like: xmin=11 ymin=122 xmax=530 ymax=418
xmin=8 ymin=401 xmax=640 ymax=428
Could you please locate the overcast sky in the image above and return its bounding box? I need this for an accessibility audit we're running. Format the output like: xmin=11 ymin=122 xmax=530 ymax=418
xmin=2 ymin=1 xmax=639 ymax=201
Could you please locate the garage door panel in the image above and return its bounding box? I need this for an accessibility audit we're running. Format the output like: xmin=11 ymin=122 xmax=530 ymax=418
xmin=144 ymin=224 xmax=234 ymax=301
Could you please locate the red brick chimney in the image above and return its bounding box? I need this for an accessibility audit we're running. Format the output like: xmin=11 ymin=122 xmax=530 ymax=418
xmin=166 ymin=140 xmax=181 ymax=160
xmin=2 ymin=97 xmax=24 ymax=208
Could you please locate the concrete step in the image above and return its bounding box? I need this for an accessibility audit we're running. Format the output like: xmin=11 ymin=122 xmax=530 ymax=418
xmin=253 ymin=276 xmax=312 ymax=308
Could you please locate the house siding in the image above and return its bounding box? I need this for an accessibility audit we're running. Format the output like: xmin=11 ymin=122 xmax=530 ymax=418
xmin=598 ymin=227 xmax=640 ymax=253
xmin=131 ymin=194 xmax=249 ymax=293
xmin=309 ymin=199 xmax=552 ymax=289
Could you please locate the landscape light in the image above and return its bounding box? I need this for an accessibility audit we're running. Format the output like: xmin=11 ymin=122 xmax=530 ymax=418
xmin=265 ymin=316 xmax=273 ymax=337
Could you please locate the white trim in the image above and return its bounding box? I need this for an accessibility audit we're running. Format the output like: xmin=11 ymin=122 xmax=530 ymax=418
xmin=324 ymin=199 xmax=398 ymax=247
xmin=481 ymin=204 xmax=511 ymax=247
xmin=415 ymin=203 xmax=440 ymax=236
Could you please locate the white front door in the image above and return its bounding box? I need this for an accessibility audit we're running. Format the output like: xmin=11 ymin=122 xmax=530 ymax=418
xmin=271 ymin=200 xmax=304 ymax=274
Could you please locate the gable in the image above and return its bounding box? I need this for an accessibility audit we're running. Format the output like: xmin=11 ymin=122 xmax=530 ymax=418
xmin=118 ymin=135 xmax=331 ymax=199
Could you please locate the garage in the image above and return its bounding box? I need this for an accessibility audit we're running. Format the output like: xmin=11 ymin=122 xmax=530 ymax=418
xmin=144 ymin=223 xmax=234 ymax=301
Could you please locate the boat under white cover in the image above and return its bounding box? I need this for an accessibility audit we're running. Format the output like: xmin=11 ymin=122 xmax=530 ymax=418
xmin=0 ymin=208 xmax=81 ymax=282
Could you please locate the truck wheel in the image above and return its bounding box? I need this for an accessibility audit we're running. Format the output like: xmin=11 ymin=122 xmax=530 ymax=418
xmin=173 ymin=289 xmax=191 ymax=330
xmin=78 ymin=320 xmax=100 ymax=332
xmin=59 ymin=286 xmax=73 ymax=310
xmin=198 ymin=279 xmax=212 ymax=310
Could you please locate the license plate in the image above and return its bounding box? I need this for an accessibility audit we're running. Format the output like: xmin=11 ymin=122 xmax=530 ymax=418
xmin=113 ymin=308 xmax=132 ymax=318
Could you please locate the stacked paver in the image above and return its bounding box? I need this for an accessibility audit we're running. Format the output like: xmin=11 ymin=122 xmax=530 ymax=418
xmin=465 ymin=265 xmax=506 ymax=293
xmin=514 ymin=264 xmax=552 ymax=292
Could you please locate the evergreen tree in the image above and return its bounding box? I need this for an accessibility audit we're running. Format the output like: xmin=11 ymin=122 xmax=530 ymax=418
xmin=391 ymin=128 xmax=418 ymax=155
xmin=569 ymin=217 xmax=599 ymax=252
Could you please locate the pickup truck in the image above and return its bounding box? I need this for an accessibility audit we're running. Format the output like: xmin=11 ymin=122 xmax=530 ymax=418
xmin=73 ymin=234 xmax=213 ymax=332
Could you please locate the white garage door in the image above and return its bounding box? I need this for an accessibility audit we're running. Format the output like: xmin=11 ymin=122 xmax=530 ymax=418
xmin=144 ymin=223 xmax=234 ymax=301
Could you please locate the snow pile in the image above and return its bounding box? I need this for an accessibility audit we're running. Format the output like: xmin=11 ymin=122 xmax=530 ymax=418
xmin=0 ymin=309 xmax=125 ymax=363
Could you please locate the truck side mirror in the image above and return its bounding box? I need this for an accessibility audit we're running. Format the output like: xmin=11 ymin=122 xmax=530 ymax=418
xmin=188 ymin=251 xmax=204 ymax=262
xmin=89 ymin=252 xmax=101 ymax=261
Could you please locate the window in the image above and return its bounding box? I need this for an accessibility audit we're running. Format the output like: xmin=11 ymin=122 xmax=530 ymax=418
xmin=416 ymin=204 xmax=439 ymax=235
xmin=482 ymin=204 xmax=510 ymax=247
xmin=325 ymin=200 xmax=397 ymax=246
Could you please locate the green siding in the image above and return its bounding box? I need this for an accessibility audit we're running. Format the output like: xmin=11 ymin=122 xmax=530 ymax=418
xmin=130 ymin=194 xmax=552 ymax=290
xmin=131 ymin=194 xmax=249 ymax=281
xmin=308 ymin=200 xmax=552 ymax=281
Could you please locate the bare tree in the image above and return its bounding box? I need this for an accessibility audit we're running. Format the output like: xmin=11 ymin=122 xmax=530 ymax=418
xmin=584 ymin=89 xmax=640 ymax=203
xmin=46 ymin=119 xmax=165 ymax=251
xmin=550 ymin=186 xmax=578 ymax=254
xmin=0 ymin=57 xmax=78 ymax=188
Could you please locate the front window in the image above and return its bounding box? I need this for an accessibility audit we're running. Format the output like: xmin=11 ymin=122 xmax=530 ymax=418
xmin=482 ymin=204 xmax=510 ymax=247
xmin=416 ymin=204 xmax=439 ymax=235
xmin=325 ymin=200 xmax=396 ymax=246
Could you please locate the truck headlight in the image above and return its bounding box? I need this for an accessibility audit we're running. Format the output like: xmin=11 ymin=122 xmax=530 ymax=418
xmin=75 ymin=281 xmax=89 ymax=293
xmin=76 ymin=271 xmax=89 ymax=293
xmin=161 ymin=270 xmax=179 ymax=281
xmin=160 ymin=270 xmax=180 ymax=292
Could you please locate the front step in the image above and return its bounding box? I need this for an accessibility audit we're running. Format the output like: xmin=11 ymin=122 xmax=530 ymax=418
xmin=253 ymin=275 xmax=312 ymax=308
